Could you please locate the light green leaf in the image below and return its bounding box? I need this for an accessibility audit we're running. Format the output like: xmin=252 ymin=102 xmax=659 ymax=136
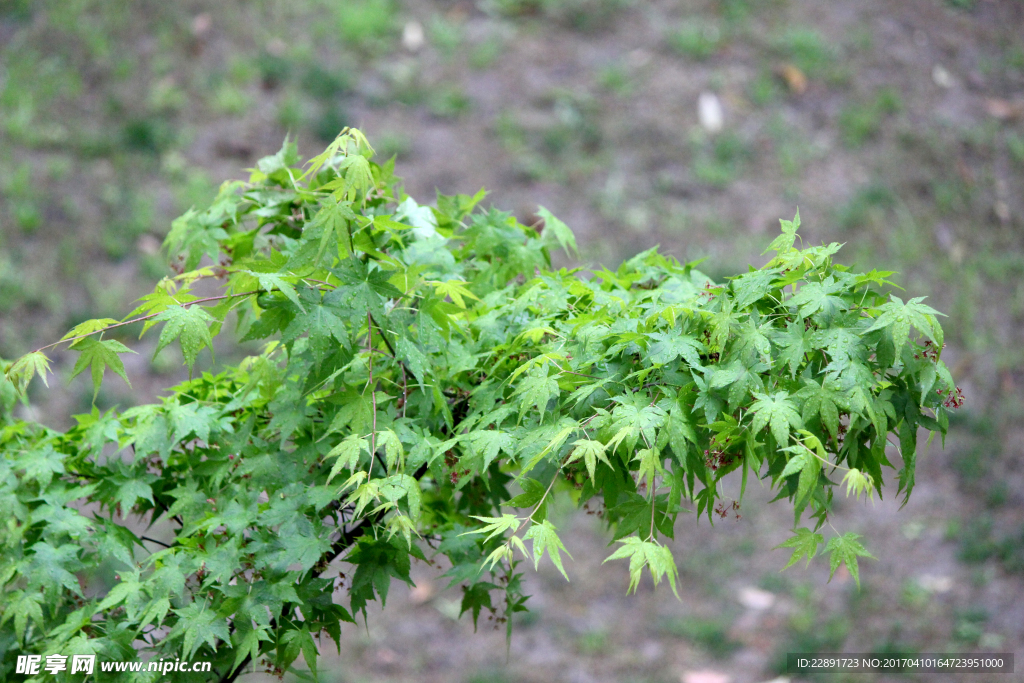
xmin=825 ymin=532 xmax=875 ymax=587
xmin=463 ymin=514 xmax=521 ymax=542
xmin=5 ymin=351 xmax=52 ymax=393
xmin=603 ymin=537 xmax=679 ymax=597
xmin=326 ymin=435 xmax=368 ymax=483
xmin=750 ymin=391 xmax=802 ymax=446
xmin=565 ymin=439 xmax=611 ymax=481
xmin=537 ymin=205 xmax=578 ymax=257
xmin=69 ymin=338 xmax=136 ymax=397
xmin=774 ymin=527 xmax=824 ymax=569
xmin=523 ymin=519 xmax=571 ymax=580
xmin=762 ymin=209 xmax=800 ymax=255
xmin=245 ymin=271 xmax=304 ymax=311
xmin=153 ymin=305 xmax=216 ymax=370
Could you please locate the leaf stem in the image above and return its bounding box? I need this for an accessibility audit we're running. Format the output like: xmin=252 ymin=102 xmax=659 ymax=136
xmin=35 ymin=290 xmax=259 ymax=353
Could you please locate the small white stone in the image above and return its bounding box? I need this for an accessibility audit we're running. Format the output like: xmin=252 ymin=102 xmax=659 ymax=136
xmin=402 ymin=20 xmax=425 ymax=52
xmin=737 ymin=586 xmax=776 ymax=610
xmin=682 ymin=670 xmax=731 ymax=683
xmin=932 ymin=65 xmax=955 ymax=89
xmin=698 ymin=92 xmax=724 ymax=133
xmin=917 ymin=574 xmax=953 ymax=593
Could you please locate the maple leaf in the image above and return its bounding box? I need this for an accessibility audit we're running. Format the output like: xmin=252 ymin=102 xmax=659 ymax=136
xmin=537 ymin=205 xmax=578 ymax=258
xmin=750 ymin=391 xmax=802 ymax=446
xmin=603 ymin=537 xmax=679 ymax=598
xmin=69 ymin=338 xmax=135 ymax=397
xmin=796 ymin=379 xmax=843 ymax=439
xmin=762 ymin=209 xmax=800 ymax=256
xmin=326 ymin=435 xmax=368 ymax=483
xmin=513 ymin=367 xmax=559 ymax=422
xmin=865 ymin=295 xmax=944 ymax=359
xmin=60 ymin=318 xmax=120 ymax=343
xmin=646 ymin=332 xmax=703 ymax=367
xmin=730 ymin=267 xmax=780 ymax=308
xmin=328 ymin=258 xmax=402 ymax=323
xmin=825 ymin=532 xmax=875 ymax=587
xmin=786 ymin=275 xmax=848 ymax=319
xmin=281 ymin=290 xmax=349 ymax=367
xmin=565 ymin=439 xmax=611 ymax=481
xmin=772 ymin=320 xmax=811 ymax=378
xmin=245 ymin=271 xmax=304 ymax=311
xmin=5 ymin=351 xmax=52 ymax=393
xmin=774 ymin=527 xmax=824 ymax=569
xmin=172 ymin=603 xmax=231 ymax=659
xmin=429 ymin=278 xmax=480 ymax=309
xmin=524 ymin=520 xmax=571 ymax=580
xmin=153 ymin=305 xmax=216 ymax=370
xmin=463 ymin=514 xmax=521 ymax=542
xmin=465 ymin=430 xmax=513 ymax=470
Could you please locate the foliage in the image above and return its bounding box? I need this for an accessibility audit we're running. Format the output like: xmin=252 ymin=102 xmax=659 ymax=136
xmin=0 ymin=129 xmax=958 ymax=680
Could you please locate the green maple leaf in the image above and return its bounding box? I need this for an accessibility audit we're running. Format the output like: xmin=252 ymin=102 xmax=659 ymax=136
xmin=465 ymin=430 xmax=513 ymax=470
xmin=281 ymin=290 xmax=349 ymax=367
xmin=513 ymin=368 xmax=559 ymax=422
xmin=27 ymin=542 xmax=82 ymax=595
xmin=338 ymin=153 xmax=376 ymax=200
xmin=308 ymin=197 xmax=358 ymax=263
xmin=603 ymin=537 xmax=679 ymax=597
xmin=825 ymin=532 xmax=875 ymax=587
xmin=772 ymin=320 xmax=811 ymax=378
xmin=814 ymin=325 xmax=861 ymax=366
xmin=780 ymin=433 xmax=827 ymax=518
xmin=153 ymin=305 xmax=216 ymax=370
xmin=524 ymin=519 xmax=571 ymax=580
xmin=606 ymin=393 xmax=666 ymax=453
xmin=774 ymin=527 xmax=824 ymax=569
xmin=69 ymin=338 xmax=135 ymax=397
xmin=733 ymin=319 xmax=772 ymax=365
xmin=232 ymin=626 xmax=272 ymax=675
xmin=273 ymin=530 xmax=332 ymax=572
xmin=786 ymin=275 xmax=848 ymax=319
xmin=246 ymin=271 xmax=304 ymax=311
xmin=865 ymin=295 xmax=944 ymax=359
xmin=281 ymin=626 xmax=320 ymax=676
xmin=646 ymin=332 xmax=703 ymax=366
xmin=762 ymin=209 xmax=800 ymax=255
xmin=665 ymin=400 xmax=697 ymax=464
xmin=18 ymin=444 xmax=65 ymax=487
xmin=5 ymin=351 xmax=53 ymax=393
xmin=464 ymin=514 xmax=521 ymax=542
xmin=537 ymin=205 xmax=578 ymax=258
xmin=730 ymin=267 xmax=780 ymax=308
xmin=173 ymin=603 xmax=231 ymax=659
xmin=328 ymin=258 xmax=402 ymax=323
xmin=430 ymin=278 xmax=480 ymax=309
xmin=166 ymin=401 xmax=221 ymax=443
xmin=565 ymin=438 xmax=611 ymax=481
xmin=381 ymin=474 xmax=422 ymax=523
xmin=750 ymin=391 xmax=802 ymax=446
xmin=113 ymin=475 xmax=155 ymax=514
xmin=3 ymin=591 xmax=44 ymax=641
xmin=60 ymin=318 xmax=120 ymax=342
xmin=796 ymin=379 xmax=843 ymax=439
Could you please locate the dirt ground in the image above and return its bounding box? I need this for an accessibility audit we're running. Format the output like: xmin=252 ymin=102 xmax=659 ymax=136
xmin=2 ymin=0 xmax=1024 ymax=681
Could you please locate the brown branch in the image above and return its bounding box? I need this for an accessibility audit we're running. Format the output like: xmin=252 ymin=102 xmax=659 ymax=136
xmin=36 ymin=290 xmax=260 ymax=353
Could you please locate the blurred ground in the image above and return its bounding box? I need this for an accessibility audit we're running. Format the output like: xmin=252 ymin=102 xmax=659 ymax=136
xmin=1 ymin=0 xmax=1023 ymax=681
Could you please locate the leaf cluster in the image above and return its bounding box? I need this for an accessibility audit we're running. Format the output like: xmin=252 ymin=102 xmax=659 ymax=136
xmin=0 ymin=128 xmax=958 ymax=680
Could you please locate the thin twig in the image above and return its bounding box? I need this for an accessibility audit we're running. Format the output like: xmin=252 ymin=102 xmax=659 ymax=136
xmin=140 ymin=535 xmax=173 ymax=549
xmin=367 ymin=312 xmax=378 ymax=471
xmin=36 ymin=290 xmax=259 ymax=353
